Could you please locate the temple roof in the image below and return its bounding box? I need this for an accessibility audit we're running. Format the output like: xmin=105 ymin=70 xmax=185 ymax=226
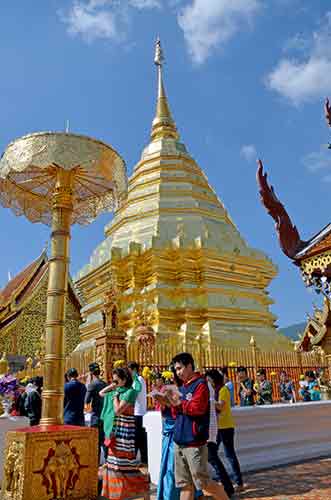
xmin=0 ymin=251 xmax=81 ymax=326
xmin=294 ymin=223 xmax=331 ymax=260
xmin=0 ymin=251 xmax=47 ymax=310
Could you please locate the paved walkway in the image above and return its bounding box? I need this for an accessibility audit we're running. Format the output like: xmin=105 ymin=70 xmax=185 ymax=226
xmin=238 ymin=457 xmax=331 ymax=500
xmin=150 ymin=457 xmax=331 ymax=500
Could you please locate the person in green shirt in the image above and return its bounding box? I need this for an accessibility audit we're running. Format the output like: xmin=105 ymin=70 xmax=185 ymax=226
xmin=99 ymin=367 xmax=149 ymax=500
xmin=237 ymin=366 xmax=254 ymax=407
xmin=255 ymin=369 xmax=273 ymax=405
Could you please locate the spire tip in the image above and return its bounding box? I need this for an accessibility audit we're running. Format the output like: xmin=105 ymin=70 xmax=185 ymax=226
xmin=154 ymin=37 xmax=164 ymax=67
xmin=151 ymin=38 xmax=179 ymax=141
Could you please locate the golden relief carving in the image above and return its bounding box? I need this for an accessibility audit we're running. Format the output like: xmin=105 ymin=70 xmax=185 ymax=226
xmin=35 ymin=441 xmax=85 ymax=499
xmin=95 ymin=345 xmax=106 ymax=377
xmin=3 ymin=441 xmax=24 ymax=500
xmin=109 ymin=343 xmax=126 ymax=363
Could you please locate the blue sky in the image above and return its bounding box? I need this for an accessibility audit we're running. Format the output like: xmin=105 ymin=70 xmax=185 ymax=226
xmin=0 ymin=0 xmax=330 ymax=328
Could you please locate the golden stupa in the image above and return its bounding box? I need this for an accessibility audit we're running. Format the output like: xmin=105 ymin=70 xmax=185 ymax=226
xmin=75 ymin=40 xmax=290 ymax=352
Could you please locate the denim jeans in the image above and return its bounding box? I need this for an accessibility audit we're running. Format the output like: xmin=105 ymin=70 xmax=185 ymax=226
xmin=217 ymin=428 xmax=243 ymax=486
xmin=207 ymin=442 xmax=234 ymax=497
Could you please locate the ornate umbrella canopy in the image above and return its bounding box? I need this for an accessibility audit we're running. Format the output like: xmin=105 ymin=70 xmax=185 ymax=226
xmin=0 ymin=131 xmax=127 ymax=225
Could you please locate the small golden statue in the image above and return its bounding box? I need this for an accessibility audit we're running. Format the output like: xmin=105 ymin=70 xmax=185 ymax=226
xmin=0 ymin=351 xmax=9 ymax=376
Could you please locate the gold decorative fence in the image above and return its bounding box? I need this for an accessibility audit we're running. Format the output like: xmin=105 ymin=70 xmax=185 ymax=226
xmin=127 ymin=341 xmax=327 ymax=404
xmin=13 ymin=338 xmax=328 ymax=404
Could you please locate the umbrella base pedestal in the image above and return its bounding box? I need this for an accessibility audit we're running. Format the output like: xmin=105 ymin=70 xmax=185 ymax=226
xmin=1 ymin=425 xmax=98 ymax=500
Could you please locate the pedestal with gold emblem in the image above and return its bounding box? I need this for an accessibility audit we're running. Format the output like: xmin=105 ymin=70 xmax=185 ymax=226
xmin=2 ymin=426 xmax=98 ymax=500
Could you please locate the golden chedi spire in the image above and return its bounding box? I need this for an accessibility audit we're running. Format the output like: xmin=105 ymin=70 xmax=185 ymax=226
xmin=151 ymin=37 xmax=179 ymax=141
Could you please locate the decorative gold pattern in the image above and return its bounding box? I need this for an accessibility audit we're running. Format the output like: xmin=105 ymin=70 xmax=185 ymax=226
xmin=2 ymin=441 xmax=24 ymax=500
xmin=0 ymin=274 xmax=81 ymax=357
xmin=0 ymin=132 xmax=127 ymax=226
xmin=301 ymin=251 xmax=331 ymax=276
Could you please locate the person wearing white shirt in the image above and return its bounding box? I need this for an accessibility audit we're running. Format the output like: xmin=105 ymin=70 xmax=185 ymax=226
xmin=135 ymin=374 xmax=147 ymax=416
xmin=128 ymin=362 xmax=148 ymax=465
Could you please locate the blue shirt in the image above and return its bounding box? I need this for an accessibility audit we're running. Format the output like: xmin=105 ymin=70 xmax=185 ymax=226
xmin=226 ymin=380 xmax=235 ymax=407
xmin=64 ymin=379 xmax=87 ymax=425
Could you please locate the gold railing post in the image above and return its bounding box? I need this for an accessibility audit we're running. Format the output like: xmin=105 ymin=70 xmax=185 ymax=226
xmin=195 ymin=335 xmax=203 ymax=371
xmin=40 ymin=169 xmax=73 ymax=426
xmin=250 ymin=336 xmax=258 ymax=377
xmin=295 ymin=347 xmax=303 ymax=375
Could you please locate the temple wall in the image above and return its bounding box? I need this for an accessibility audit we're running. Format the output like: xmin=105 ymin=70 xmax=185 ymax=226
xmin=0 ymin=274 xmax=81 ymax=357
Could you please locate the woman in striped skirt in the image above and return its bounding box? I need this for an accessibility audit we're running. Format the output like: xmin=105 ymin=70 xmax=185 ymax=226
xmin=100 ymin=367 xmax=150 ymax=500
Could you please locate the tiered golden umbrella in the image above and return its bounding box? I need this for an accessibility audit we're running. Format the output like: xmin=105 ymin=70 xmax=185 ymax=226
xmin=0 ymin=131 xmax=127 ymax=425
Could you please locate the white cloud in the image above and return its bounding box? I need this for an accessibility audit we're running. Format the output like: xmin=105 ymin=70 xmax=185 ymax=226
xmin=130 ymin=0 xmax=161 ymax=7
xmin=63 ymin=1 xmax=118 ymax=42
xmin=61 ymin=0 xmax=161 ymax=43
xmin=240 ymin=144 xmax=257 ymax=162
xmin=283 ymin=33 xmax=310 ymax=53
xmin=302 ymin=148 xmax=331 ymax=183
xmin=266 ymin=13 xmax=331 ymax=105
xmin=177 ymin=0 xmax=261 ymax=65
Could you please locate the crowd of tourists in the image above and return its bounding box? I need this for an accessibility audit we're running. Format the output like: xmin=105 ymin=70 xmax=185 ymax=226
xmin=236 ymin=367 xmax=322 ymax=406
xmin=11 ymin=360 xmax=323 ymax=500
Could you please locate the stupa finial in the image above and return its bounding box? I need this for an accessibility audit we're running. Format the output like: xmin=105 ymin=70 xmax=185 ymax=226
xmin=151 ymin=37 xmax=179 ymax=141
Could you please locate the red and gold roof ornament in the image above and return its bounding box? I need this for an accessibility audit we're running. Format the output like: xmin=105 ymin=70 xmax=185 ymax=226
xmin=257 ymin=98 xmax=331 ymax=298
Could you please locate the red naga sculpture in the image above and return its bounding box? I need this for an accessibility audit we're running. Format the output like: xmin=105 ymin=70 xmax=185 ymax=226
xmin=256 ymin=160 xmax=305 ymax=259
xmin=257 ymin=98 xmax=331 ymax=260
xmin=325 ymin=97 xmax=331 ymax=128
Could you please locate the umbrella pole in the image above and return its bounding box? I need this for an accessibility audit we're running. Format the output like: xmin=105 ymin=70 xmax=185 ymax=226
xmin=40 ymin=168 xmax=73 ymax=425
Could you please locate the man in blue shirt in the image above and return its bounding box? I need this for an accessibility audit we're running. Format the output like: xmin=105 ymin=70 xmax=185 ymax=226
xmin=64 ymin=368 xmax=87 ymax=426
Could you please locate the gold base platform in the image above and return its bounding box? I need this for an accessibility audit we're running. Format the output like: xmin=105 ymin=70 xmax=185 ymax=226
xmin=1 ymin=425 xmax=98 ymax=500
